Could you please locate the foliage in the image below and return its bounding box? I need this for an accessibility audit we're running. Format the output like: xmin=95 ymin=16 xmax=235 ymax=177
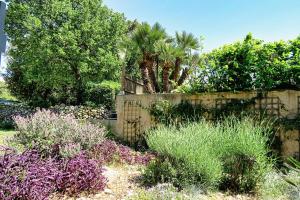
xmin=0 ymin=103 xmax=108 ymax=130
xmin=0 ymin=103 xmax=33 ymax=129
xmin=0 ymin=81 xmax=17 ymax=101
xmin=56 ymin=153 xmax=106 ymax=196
xmin=287 ymin=157 xmax=300 ymax=170
xmin=194 ymin=34 xmax=300 ymax=92
xmin=5 ymin=0 xmax=127 ymax=106
xmin=11 ymin=109 xmax=106 ymax=157
xmin=145 ymin=117 xmax=273 ymax=192
xmin=50 ymin=104 xmax=108 ymax=120
xmin=0 ymin=129 xmax=15 ymax=146
xmin=91 ymin=140 xmax=155 ymax=165
xmin=149 ymin=100 xmax=207 ymax=126
xmin=125 ymin=22 xmax=202 ymax=93
xmin=0 ymin=149 xmax=60 ymax=200
xmin=0 ymin=148 xmax=106 ymax=200
xmin=259 ymin=171 xmax=300 ymax=200
xmin=85 ymin=81 xmax=120 ymax=109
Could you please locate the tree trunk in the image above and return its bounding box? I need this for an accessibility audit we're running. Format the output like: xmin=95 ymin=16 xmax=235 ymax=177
xmin=140 ymin=62 xmax=154 ymax=93
xmin=162 ymin=64 xmax=170 ymax=93
xmin=171 ymin=57 xmax=181 ymax=82
xmin=178 ymin=68 xmax=189 ymax=86
xmin=146 ymin=59 xmax=160 ymax=93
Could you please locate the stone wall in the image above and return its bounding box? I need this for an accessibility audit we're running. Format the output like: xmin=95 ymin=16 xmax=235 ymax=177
xmin=116 ymin=90 xmax=300 ymax=159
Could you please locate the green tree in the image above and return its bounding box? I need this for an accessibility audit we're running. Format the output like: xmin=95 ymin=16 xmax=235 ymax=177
xmin=195 ymin=33 xmax=300 ymax=92
xmin=5 ymin=0 xmax=127 ymax=106
xmin=171 ymin=31 xmax=200 ymax=86
xmin=130 ymin=22 xmax=167 ymax=93
xmin=154 ymin=40 xmax=178 ymax=92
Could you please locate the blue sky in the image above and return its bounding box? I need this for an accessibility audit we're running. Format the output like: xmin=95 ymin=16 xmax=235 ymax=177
xmin=103 ymin=0 xmax=300 ymax=52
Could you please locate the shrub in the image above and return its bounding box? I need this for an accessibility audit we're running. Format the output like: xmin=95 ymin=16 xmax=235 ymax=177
xmin=56 ymin=153 xmax=106 ymax=195
xmin=0 ymin=148 xmax=61 ymax=200
xmin=0 ymin=147 xmax=106 ymax=200
xmin=149 ymin=100 xmax=207 ymax=126
xmin=91 ymin=140 xmax=155 ymax=165
xmin=0 ymin=104 xmax=33 ymax=129
xmin=85 ymin=81 xmax=120 ymax=110
xmin=145 ymin=117 xmax=273 ymax=192
xmin=11 ymin=109 xmax=106 ymax=157
xmin=50 ymin=104 xmax=108 ymax=120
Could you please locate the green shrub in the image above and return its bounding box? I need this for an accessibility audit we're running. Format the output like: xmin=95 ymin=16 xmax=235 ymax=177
xmin=149 ymin=100 xmax=207 ymax=126
xmin=145 ymin=117 xmax=273 ymax=192
xmin=85 ymin=81 xmax=120 ymax=110
xmin=10 ymin=109 xmax=107 ymax=157
xmin=143 ymin=157 xmax=206 ymax=188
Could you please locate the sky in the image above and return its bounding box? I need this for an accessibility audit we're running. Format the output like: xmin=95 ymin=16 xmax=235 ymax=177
xmin=1 ymin=0 xmax=300 ymax=69
xmin=103 ymin=0 xmax=300 ymax=52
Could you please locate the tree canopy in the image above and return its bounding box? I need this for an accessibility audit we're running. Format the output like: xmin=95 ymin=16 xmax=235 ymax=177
xmin=187 ymin=34 xmax=300 ymax=93
xmin=124 ymin=22 xmax=202 ymax=93
xmin=5 ymin=0 xmax=127 ymax=106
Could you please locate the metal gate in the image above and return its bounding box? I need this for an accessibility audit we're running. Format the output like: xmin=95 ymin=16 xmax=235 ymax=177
xmin=123 ymin=100 xmax=142 ymax=144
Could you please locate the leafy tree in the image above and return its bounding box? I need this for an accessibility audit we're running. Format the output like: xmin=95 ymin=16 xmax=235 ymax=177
xmin=5 ymin=0 xmax=127 ymax=106
xmin=195 ymin=33 xmax=300 ymax=92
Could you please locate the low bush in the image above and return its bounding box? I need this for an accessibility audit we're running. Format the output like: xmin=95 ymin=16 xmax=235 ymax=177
xmin=85 ymin=81 xmax=120 ymax=110
xmin=149 ymin=100 xmax=207 ymax=126
xmin=91 ymin=140 xmax=155 ymax=165
xmin=11 ymin=109 xmax=106 ymax=157
xmin=0 ymin=148 xmax=106 ymax=200
xmin=56 ymin=153 xmax=106 ymax=195
xmin=0 ymin=104 xmax=33 ymax=129
xmin=145 ymin=117 xmax=273 ymax=192
xmin=50 ymin=104 xmax=108 ymax=120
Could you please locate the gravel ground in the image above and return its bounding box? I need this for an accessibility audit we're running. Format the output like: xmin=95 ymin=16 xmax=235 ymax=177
xmin=51 ymin=165 xmax=258 ymax=200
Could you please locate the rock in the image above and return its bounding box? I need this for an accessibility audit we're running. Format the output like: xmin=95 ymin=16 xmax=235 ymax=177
xmin=104 ymin=188 xmax=113 ymax=195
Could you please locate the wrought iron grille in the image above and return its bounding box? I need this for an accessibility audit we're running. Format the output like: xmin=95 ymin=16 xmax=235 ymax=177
xmin=123 ymin=100 xmax=142 ymax=144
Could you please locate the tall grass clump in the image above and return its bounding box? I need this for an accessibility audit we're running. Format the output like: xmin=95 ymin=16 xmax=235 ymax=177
xmin=145 ymin=117 xmax=273 ymax=193
xmin=10 ymin=109 xmax=106 ymax=157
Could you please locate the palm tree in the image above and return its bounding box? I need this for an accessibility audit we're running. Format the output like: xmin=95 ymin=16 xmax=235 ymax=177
xmin=171 ymin=31 xmax=200 ymax=85
xmin=177 ymin=53 xmax=200 ymax=86
xmin=131 ymin=22 xmax=167 ymax=93
xmin=154 ymin=40 xmax=177 ymax=92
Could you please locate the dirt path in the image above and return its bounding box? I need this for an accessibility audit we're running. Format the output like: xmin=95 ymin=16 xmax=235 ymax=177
xmin=52 ymin=165 xmax=257 ymax=200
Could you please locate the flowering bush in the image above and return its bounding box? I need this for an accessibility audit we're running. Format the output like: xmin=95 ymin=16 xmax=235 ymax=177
xmin=50 ymin=104 xmax=108 ymax=120
xmin=92 ymin=140 xmax=155 ymax=165
xmin=0 ymin=147 xmax=106 ymax=200
xmin=11 ymin=109 xmax=106 ymax=157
